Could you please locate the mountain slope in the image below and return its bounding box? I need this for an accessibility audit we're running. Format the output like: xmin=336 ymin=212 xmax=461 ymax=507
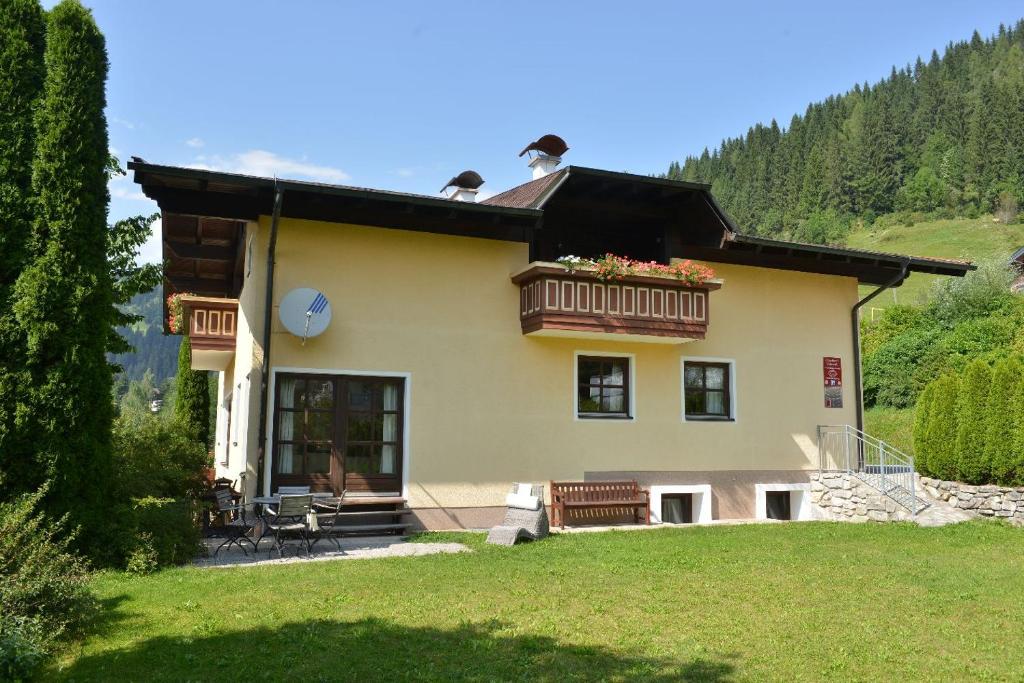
xmin=667 ymin=20 xmax=1024 ymax=242
xmin=110 ymin=285 xmax=180 ymax=382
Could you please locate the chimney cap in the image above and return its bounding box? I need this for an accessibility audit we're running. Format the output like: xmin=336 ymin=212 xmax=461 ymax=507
xmin=518 ymin=134 xmax=569 ymax=158
xmin=440 ymin=169 xmax=485 ymax=194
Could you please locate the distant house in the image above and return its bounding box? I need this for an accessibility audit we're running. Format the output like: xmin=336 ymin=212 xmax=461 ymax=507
xmin=1011 ymin=247 xmax=1024 ymax=293
xmin=128 ymin=136 xmax=971 ymax=527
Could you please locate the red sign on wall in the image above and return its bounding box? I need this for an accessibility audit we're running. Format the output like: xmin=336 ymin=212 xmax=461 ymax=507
xmin=823 ymin=357 xmax=843 ymax=408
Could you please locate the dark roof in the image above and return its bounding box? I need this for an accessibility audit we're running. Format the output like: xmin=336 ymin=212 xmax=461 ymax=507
xmin=131 ymin=158 xmax=974 ymax=290
xmin=725 ymin=233 xmax=974 ymax=277
xmin=482 ymin=169 xmax=566 ymax=209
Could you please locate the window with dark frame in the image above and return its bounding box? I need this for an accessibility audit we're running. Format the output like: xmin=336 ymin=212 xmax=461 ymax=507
xmin=274 ymin=377 xmax=336 ymax=476
xmin=661 ymin=493 xmax=693 ymax=523
xmin=577 ymin=356 xmax=631 ymax=418
xmin=765 ymin=490 xmax=792 ymax=520
xmin=271 ymin=373 xmax=404 ymax=492
xmin=684 ymin=361 xmax=731 ymax=419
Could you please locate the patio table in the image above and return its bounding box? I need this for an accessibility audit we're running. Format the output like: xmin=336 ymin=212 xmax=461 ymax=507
xmin=252 ymin=494 xmax=335 ymax=550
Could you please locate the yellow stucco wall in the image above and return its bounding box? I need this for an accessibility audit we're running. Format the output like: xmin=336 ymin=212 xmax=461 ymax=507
xmin=248 ymin=217 xmax=859 ymax=510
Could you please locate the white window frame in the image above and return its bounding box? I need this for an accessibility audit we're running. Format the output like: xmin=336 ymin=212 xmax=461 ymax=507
xmin=649 ymin=484 xmax=713 ymax=523
xmin=572 ymin=350 xmax=636 ymax=422
xmin=755 ymin=483 xmax=813 ymax=521
xmin=264 ymin=367 xmax=412 ymax=498
xmin=681 ymin=356 xmax=737 ymax=423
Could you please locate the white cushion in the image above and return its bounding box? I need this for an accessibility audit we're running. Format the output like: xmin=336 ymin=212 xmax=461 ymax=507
xmin=516 ymin=483 xmax=534 ymax=497
xmin=506 ymin=492 xmax=541 ymax=510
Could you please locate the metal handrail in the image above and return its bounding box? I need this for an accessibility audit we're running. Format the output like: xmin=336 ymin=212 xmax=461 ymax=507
xmin=817 ymin=424 xmax=918 ymax=514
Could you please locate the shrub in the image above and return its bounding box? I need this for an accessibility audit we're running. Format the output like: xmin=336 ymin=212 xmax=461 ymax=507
xmin=863 ymin=326 xmax=943 ymax=408
xmin=0 ymin=615 xmax=47 ymax=682
xmin=1009 ymin=379 xmax=1024 ymax=486
xmin=985 ymin=356 xmax=1024 ymax=485
xmin=954 ymin=360 xmax=992 ymax=483
xmin=912 ymin=381 xmax=938 ymax=476
xmin=112 ymin=415 xmax=210 ymax=500
xmin=0 ymin=490 xmax=96 ymax=672
xmin=996 ymin=190 xmax=1019 ymax=224
xmin=127 ymin=497 xmax=201 ymax=568
xmin=923 ymin=374 xmax=960 ymax=481
xmin=928 ymin=256 xmax=1016 ymax=325
xmin=860 ymin=305 xmax=930 ymax=358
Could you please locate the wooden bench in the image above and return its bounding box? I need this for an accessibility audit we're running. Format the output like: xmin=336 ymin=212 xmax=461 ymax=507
xmin=550 ymin=480 xmax=650 ymax=529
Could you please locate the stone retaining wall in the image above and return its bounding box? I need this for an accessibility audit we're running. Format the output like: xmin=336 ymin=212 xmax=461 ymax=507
xmin=809 ymin=472 xmax=913 ymax=522
xmin=919 ymin=476 xmax=1024 ymax=524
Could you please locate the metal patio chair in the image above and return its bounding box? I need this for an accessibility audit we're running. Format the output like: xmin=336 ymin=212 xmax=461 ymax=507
xmin=275 ymin=486 xmax=312 ymax=496
xmin=263 ymin=494 xmax=313 ymax=558
xmin=212 ymin=488 xmax=258 ymax=557
xmin=309 ymin=491 xmax=348 ymax=552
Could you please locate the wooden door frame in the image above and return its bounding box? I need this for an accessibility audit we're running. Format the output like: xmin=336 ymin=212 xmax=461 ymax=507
xmin=265 ymin=367 xmax=411 ymax=498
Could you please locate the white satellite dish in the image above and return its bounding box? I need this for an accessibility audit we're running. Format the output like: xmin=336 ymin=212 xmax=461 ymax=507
xmin=279 ymin=288 xmax=332 ymax=343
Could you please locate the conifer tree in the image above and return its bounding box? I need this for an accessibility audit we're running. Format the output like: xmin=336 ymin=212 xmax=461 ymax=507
xmin=953 ymin=360 xmax=992 ymax=483
xmin=1008 ymin=375 xmax=1024 ymax=487
xmin=0 ymin=0 xmax=45 ymax=495
xmin=925 ymin=373 xmax=960 ymax=481
xmin=174 ymin=336 xmax=210 ymax=447
xmin=984 ymin=356 xmax=1023 ymax=485
xmin=12 ymin=0 xmax=114 ymax=554
xmin=912 ymin=380 xmax=937 ymax=477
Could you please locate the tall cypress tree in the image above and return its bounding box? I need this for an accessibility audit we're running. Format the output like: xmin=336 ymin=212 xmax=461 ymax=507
xmin=174 ymin=335 xmax=210 ymax=448
xmin=911 ymin=380 xmax=937 ymax=477
xmin=0 ymin=0 xmax=45 ymax=496
xmin=984 ymin=356 xmax=1023 ymax=485
xmin=924 ymin=373 xmax=960 ymax=481
xmin=953 ymin=360 xmax=991 ymax=484
xmin=12 ymin=0 xmax=113 ymax=556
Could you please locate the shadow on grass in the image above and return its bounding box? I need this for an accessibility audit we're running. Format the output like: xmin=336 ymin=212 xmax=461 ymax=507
xmin=59 ymin=617 xmax=736 ymax=682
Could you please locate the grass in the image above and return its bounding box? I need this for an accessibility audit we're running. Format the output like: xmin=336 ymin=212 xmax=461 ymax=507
xmin=54 ymin=523 xmax=1024 ymax=681
xmin=863 ymin=405 xmax=916 ymax=455
xmin=846 ymin=214 xmax=1024 ymax=309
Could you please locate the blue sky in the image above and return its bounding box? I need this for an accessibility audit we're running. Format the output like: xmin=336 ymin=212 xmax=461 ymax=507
xmin=83 ymin=1 xmax=1022 ymax=262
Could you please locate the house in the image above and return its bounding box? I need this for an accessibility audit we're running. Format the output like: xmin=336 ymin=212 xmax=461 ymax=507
xmin=1011 ymin=247 xmax=1024 ymax=293
xmin=129 ymin=136 xmax=971 ymax=528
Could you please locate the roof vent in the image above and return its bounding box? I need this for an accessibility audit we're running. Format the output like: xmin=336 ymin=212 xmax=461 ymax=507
xmin=518 ymin=134 xmax=569 ymax=180
xmin=440 ymin=170 xmax=484 ymax=202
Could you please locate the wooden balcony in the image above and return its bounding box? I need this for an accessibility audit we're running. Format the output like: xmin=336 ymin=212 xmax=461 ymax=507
xmin=510 ymin=263 xmax=721 ymax=343
xmin=179 ymin=295 xmax=239 ymax=371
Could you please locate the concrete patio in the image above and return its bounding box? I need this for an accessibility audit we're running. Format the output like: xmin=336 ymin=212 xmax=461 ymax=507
xmin=196 ymin=535 xmax=468 ymax=568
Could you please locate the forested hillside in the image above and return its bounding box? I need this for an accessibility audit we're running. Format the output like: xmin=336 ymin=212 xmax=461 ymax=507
xmin=109 ymin=285 xmax=180 ymax=382
xmin=667 ymin=20 xmax=1024 ymax=242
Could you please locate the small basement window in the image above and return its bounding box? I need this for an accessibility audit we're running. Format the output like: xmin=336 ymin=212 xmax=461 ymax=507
xmin=765 ymin=491 xmax=792 ymax=520
xmin=661 ymin=493 xmax=694 ymax=524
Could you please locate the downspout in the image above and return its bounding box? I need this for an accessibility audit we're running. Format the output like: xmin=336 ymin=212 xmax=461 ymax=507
xmin=851 ymin=259 xmax=909 ymax=432
xmin=255 ymin=184 xmax=285 ymax=496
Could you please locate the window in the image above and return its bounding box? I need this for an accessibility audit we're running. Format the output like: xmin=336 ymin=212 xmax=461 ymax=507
xmin=683 ymin=361 xmax=732 ymax=420
xmin=661 ymin=493 xmax=693 ymax=524
xmin=577 ymin=355 xmax=631 ymax=418
xmin=272 ymin=373 xmax=405 ymax=493
xmin=275 ymin=377 xmax=336 ymax=476
xmin=765 ymin=491 xmax=791 ymax=520
xmin=221 ymin=394 xmax=232 ymax=466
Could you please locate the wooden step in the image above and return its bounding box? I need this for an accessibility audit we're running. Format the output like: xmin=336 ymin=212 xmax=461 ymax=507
xmin=325 ymin=523 xmax=410 ymax=534
xmin=319 ymin=509 xmax=411 ymax=518
xmin=336 ymin=497 xmax=405 ymax=507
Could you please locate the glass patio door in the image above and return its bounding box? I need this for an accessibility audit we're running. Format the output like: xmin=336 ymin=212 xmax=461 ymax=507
xmin=273 ymin=373 xmax=403 ymax=495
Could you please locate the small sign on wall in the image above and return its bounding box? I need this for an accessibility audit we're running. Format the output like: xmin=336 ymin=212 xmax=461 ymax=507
xmin=823 ymin=357 xmax=843 ymax=408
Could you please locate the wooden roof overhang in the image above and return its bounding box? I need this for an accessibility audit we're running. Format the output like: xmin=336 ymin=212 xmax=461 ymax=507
xmin=679 ymin=233 xmax=975 ymax=286
xmin=129 ymin=160 xmax=545 ymax=326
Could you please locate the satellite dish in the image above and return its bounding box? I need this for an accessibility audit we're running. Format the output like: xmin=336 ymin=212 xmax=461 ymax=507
xmin=279 ymin=288 xmax=332 ymax=343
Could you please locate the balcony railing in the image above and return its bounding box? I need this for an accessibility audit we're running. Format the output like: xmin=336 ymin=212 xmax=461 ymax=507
xmin=510 ymin=263 xmax=721 ymax=342
xmin=179 ymin=295 xmax=239 ymax=371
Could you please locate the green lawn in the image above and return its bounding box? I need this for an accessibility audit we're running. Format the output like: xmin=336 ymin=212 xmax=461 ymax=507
xmin=846 ymin=215 xmax=1024 ymax=309
xmin=54 ymin=523 xmax=1024 ymax=681
xmin=863 ymin=406 xmax=916 ymax=456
